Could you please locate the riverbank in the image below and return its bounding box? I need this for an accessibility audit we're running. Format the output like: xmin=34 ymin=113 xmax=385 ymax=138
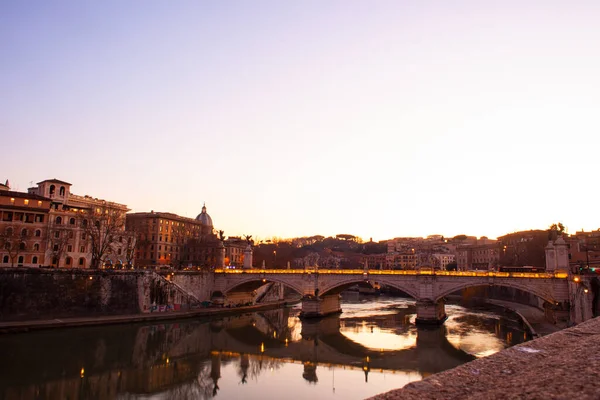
xmin=0 ymin=299 xmax=299 ymax=334
xmin=370 ymin=316 xmax=600 ymax=400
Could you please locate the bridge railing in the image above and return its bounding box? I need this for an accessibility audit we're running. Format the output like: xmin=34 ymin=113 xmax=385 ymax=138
xmin=213 ymin=268 xmax=569 ymax=279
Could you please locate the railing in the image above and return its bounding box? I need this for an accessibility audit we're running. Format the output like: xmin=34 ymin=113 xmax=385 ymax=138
xmin=213 ymin=268 xmax=569 ymax=279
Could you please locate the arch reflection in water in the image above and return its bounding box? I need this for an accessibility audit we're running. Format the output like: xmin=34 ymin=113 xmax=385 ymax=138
xmin=0 ymin=299 xmax=529 ymax=400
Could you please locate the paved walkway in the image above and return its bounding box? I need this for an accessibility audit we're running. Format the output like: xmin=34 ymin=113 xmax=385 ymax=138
xmin=0 ymin=300 xmax=293 ymax=333
xmin=370 ymin=317 xmax=600 ymax=400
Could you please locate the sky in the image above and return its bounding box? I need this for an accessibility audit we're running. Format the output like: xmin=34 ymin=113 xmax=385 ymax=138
xmin=2 ymin=1 xmax=600 ymax=241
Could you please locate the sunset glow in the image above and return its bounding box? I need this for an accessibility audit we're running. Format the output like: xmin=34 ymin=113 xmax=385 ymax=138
xmin=2 ymin=1 xmax=600 ymax=240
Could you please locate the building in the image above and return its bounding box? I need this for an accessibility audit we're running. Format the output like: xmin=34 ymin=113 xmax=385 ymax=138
xmin=567 ymin=229 xmax=600 ymax=271
xmin=224 ymin=236 xmax=249 ymax=267
xmin=126 ymin=204 xmax=222 ymax=269
xmin=0 ymin=181 xmax=52 ymax=266
xmin=430 ymin=253 xmax=456 ymax=269
xmin=1 ymin=179 xmax=130 ymax=268
xmin=456 ymin=238 xmax=500 ymax=271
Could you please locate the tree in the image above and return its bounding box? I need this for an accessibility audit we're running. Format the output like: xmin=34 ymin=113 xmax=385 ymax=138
xmin=548 ymin=222 xmax=566 ymax=240
xmin=82 ymin=205 xmax=127 ymax=269
xmin=123 ymin=231 xmax=138 ymax=268
xmin=0 ymin=225 xmax=29 ymax=267
xmin=47 ymin=220 xmax=71 ymax=267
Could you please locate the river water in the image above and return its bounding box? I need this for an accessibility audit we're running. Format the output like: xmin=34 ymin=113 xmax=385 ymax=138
xmin=0 ymin=295 xmax=530 ymax=400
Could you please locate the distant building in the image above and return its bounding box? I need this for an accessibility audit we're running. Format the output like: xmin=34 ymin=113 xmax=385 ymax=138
xmin=456 ymin=238 xmax=500 ymax=271
xmin=126 ymin=204 xmax=223 ymax=269
xmin=567 ymin=229 xmax=600 ymax=271
xmin=224 ymin=236 xmax=248 ymax=267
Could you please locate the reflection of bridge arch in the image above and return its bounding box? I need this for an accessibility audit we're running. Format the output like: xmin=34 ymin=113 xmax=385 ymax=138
xmin=434 ymin=281 xmax=557 ymax=304
xmin=215 ymin=314 xmax=476 ymax=373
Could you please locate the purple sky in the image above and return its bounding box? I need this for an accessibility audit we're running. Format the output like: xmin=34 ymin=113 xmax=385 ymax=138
xmin=2 ymin=1 xmax=600 ymax=241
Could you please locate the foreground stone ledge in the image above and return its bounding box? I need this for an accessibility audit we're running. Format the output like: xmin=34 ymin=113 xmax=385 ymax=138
xmin=370 ymin=317 xmax=600 ymax=400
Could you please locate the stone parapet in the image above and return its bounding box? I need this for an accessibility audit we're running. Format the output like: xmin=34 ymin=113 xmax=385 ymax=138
xmin=370 ymin=317 xmax=600 ymax=400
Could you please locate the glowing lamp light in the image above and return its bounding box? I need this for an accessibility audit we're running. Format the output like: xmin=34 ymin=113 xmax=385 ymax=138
xmin=80 ymin=368 xmax=85 ymax=378
xmin=584 ymin=288 xmax=589 ymax=294
xmin=574 ymin=276 xmax=580 ymax=283
xmin=260 ymin=342 xmax=265 ymax=353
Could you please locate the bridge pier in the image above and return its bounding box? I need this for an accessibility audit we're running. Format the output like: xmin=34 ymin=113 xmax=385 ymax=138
xmin=415 ymin=299 xmax=447 ymax=325
xmin=299 ymin=294 xmax=342 ymax=319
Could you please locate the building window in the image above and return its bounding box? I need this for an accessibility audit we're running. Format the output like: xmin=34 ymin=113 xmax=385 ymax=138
xmin=18 ymin=256 xmax=24 ymax=265
xmin=33 ymin=243 xmax=40 ymax=251
xmin=24 ymin=199 xmax=29 ymax=205
xmin=35 ymin=214 xmax=44 ymax=223
xmin=81 ymin=219 xmax=88 ymax=227
xmin=80 ymin=246 xmax=85 ymax=252
xmin=79 ymin=258 xmax=85 ymax=266
xmin=35 ymin=229 xmax=41 ymax=237
xmin=38 ymin=200 xmax=42 ymax=207
xmin=81 ymin=233 xmax=86 ymax=240
xmin=65 ymin=257 xmax=71 ymax=265
xmin=21 ymin=229 xmax=27 ymax=237
xmin=53 ymin=245 xmax=59 ymax=251
xmin=49 ymin=185 xmax=55 ymax=195
xmin=59 ymin=186 xmax=65 ymax=196
xmin=55 ymin=216 xmax=62 ymax=225
xmin=68 ymin=231 xmax=74 ymax=239
xmin=67 ymin=245 xmax=72 ymax=252
xmin=19 ymin=242 xmax=25 ymax=251
xmin=32 ymin=256 xmax=38 ymax=264
xmin=2 ymin=255 xmax=8 ymax=263
xmin=69 ymin=218 xmax=75 ymax=225
xmin=54 ymin=231 xmax=60 ymax=239
xmin=10 ymin=198 xmax=15 ymax=204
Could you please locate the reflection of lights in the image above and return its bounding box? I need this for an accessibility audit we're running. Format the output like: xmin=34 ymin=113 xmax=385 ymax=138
xmin=273 ymin=331 xmax=277 ymax=338
xmin=80 ymin=368 xmax=85 ymax=378
xmin=166 ymin=358 xmax=170 ymax=364
xmin=260 ymin=342 xmax=265 ymax=353
xmin=285 ymin=338 xmax=289 ymax=346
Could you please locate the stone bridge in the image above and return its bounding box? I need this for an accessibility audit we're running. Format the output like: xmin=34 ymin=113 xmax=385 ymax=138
xmin=204 ymin=268 xmax=591 ymax=325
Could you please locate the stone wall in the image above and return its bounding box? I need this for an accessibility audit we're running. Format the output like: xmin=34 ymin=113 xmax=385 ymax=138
xmin=171 ymin=272 xmax=214 ymax=302
xmin=0 ymin=268 xmax=202 ymax=321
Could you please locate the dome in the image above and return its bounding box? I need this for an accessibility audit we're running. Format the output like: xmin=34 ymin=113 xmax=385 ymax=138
xmin=195 ymin=203 xmax=213 ymax=227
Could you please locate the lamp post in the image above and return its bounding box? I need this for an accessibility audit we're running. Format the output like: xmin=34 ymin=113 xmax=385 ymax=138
xmin=273 ymin=250 xmax=277 ymax=269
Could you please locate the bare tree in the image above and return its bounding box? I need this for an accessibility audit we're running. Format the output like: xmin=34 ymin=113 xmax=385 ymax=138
xmin=123 ymin=231 xmax=138 ymax=268
xmin=47 ymin=221 xmax=71 ymax=267
xmin=82 ymin=205 xmax=127 ymax=269
xmin=0 ymin=224 xmax=29 ymax=267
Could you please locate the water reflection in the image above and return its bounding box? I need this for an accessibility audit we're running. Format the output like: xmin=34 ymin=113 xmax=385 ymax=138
xmin=0 ymin=297 xmax=529 ymax=400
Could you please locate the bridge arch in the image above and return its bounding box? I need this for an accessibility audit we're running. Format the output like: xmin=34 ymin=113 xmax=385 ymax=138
xmin=434 ymin=281 xmax=557 ymax=305
xmin=320 ymin=277 xmax=420 ymax=300
xmin=222 ymin=276 xmax=304 ymax=296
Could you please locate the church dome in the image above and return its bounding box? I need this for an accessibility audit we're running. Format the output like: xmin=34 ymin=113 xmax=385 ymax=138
xmin=195 ymin=203 xmax=213 ymax=227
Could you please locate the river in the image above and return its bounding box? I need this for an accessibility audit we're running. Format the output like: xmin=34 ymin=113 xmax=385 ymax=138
xmin=0 ymin=294 xmax=530 ymax=400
